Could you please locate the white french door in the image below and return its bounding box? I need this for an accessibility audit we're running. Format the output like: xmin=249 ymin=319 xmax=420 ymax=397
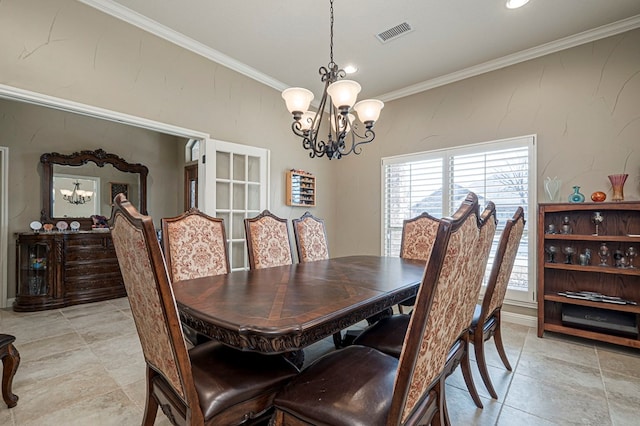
xmin=201 ymin=139 xmax=270 ymax=271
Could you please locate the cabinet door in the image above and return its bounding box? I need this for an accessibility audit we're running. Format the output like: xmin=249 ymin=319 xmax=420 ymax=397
xmin=17 ymin=237 xmax=55 ymax=298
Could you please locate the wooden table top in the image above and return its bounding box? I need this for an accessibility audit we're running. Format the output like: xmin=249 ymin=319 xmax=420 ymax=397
xmin=173 ymin=255 xmax=426 ymax=353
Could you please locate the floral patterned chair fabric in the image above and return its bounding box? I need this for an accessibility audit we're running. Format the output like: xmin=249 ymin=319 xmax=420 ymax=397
xmin=470 ymin=206 xmax=525 ymax=399
xmin=292 ymin=212 xmax=329 ymax=262
xmin=397 ymin=212 xmax=440 ymax=313
xmin=161 ymin=208 xmax=230 ymax=282
xmin=244 ymin=210 xmax=293 ymax=270
xmin=400 ymin=212 xmax=440 ymax=261
xmin=395 ymin=195 xmax=486 ymax=424
xmin=272 ymin=193 xmax=483 ymax=426
xmin=110 ymin=195 xmax=298 ymax=425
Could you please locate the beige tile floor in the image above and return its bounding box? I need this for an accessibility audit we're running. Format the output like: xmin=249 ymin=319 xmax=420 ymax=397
xmin=1 ymin=298 xmax=640 ymax=425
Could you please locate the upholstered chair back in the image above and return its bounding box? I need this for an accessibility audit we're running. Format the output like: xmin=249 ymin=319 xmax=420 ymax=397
xmin=399 ymin=212 xmax=440 ymax=261
xmin=460 ymin=203 xmax=498 ymax=334
xmin=292 ymin=212 xmax=329 ymax=262
xmin=388 ymin=192 xmax=482 ymax=424
xmin=244 ymin=210 xmax=293 ymax=270
xmin=484 ymin=207 xmax=526 ymax=318
xmin=110 ymin=194 xmax=201 ymax=420
xmin=161 ymin=208 xmax=230 ymax=282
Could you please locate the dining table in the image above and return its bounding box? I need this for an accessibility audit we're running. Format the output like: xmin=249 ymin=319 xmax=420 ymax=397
xmin=173 ymin=255 xmax=426 ymax=355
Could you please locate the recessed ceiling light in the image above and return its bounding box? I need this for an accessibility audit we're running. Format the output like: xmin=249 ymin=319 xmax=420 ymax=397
xmin=344 ymin=65 xmax=358 ymax=74
xmin=506 ymin=0 xmax=530 ymax=9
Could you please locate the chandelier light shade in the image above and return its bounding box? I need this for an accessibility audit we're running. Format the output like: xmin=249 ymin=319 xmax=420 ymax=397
xmin=282 ymin=88 xmax=314 ymax=117
xmin=60 ymin=181 xmax=93 ymax=205
xmin=282 ymin=0 xmax=384 ymax=160
xmin=354 ymin=99 xmax=384 ymax=123
xmin=326 ymin=80 xmax=361 ymax=109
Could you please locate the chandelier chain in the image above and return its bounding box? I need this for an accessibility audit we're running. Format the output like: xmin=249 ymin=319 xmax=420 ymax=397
xmin=329 ymin=0 xmax=334 ymax=64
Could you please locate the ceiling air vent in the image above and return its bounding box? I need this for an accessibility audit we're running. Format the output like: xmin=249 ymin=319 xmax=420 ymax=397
xmin=376 ymin=22 xmax=413 ymax=43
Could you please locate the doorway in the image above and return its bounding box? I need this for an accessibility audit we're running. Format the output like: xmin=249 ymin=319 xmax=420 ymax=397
xmin=0 ymin=83 xmax=210 ymax=307
xmin=184 ymin=164 xmax=198 ymax=210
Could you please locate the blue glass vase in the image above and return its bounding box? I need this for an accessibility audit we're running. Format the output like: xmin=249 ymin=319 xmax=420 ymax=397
xmin=568 ymin=186 xmax=585 ymax=203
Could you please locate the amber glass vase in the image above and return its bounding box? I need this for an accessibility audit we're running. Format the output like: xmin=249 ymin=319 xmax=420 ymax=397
xmin=608 ymin=174 xmax=628 ymax=202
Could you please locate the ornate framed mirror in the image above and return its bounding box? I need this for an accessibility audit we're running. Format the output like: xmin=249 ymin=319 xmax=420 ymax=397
xmin=41 ymin=149 xmax=148 ymax=227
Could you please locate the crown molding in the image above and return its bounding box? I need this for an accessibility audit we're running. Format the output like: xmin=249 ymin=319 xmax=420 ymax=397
xmin=79 ymin=2 xmax=639 ymax=102
xmin=77 ymin=0 xmax=288 ymax=92
xmin=379 ymin=14 xmax=640 ymax=102
xmin=0 ymin=84 xmax=209 ymax=139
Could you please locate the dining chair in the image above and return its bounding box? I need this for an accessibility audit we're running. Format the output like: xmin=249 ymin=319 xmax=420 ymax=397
xmin=397 ymin=212 xmax=441 ymax=314
xmin=110 ymin=194 xmax=299 ymax=425
xmin=292 ymin=212 xmax=329 ymax=262
xmin=244 ymin=210 xmax=293 ymax=270
xmin=162 ymin=208 xmax=230 ymax=281
xmin=161 ymin=208 xmax=230 ymax=346
xmin=271 ymin=192 xmax=483 ymax=426
xmin=0 ymin=333 xmax=19 ymax=408
xmin=352 ymin=199 xmax=497 ymax=416
xmin=470 ymin=206 xmax=525 ymax=399
xmin=292 ymin=211 xmax=348 ymax=349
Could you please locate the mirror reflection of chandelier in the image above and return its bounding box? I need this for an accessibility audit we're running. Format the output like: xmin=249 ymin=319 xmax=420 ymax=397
xmin=60 ymin=181 xmax=93 ymax=205
xmin=281 ymin=0 xmax=384 ymax=160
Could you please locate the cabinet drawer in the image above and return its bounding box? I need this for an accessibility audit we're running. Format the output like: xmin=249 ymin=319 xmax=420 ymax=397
xmin=65 ymin=248 xmax=117 ymax=262
xmin=64 ymin=273 xmax=124 ymax=293
xmin=64 ymin=235 xmax=113 ymax=248
xmin=65 ymin=259 xmax=121 ymax=277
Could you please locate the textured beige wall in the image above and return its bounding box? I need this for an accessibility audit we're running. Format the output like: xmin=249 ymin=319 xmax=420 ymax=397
xmin=1 ymin=0 xmax=639 ymax=308
xmin=0 ymin=99 xmax=185 ymax=298
xmin=0 ymin=0 xmax=335 ymax=224
xmin=332 ymin=29 xmax=640 ymax=257
xmin=0 ymin=0 xmax=336 ymax=300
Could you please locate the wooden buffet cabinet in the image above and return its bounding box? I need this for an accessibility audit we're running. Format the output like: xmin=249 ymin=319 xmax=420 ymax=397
xmin=14 ymin=231 xmax=125 ymax=312
xmin=537 ymin=202 xmax=640 ymax=348
xmin=13 ymin=149 xmax=148 ymax=312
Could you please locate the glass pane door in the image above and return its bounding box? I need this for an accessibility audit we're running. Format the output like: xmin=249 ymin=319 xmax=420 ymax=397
xmin=203 ymin=139 xmax=269 ymax=271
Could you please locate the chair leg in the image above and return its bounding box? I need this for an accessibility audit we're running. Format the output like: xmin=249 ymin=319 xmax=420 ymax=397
xmin=142 ymin=368 xmax=159 ymax=426
xmin=332 ymin=332 xmax=343 ymax=349
xmin=473 ymin=335 xmax=498 ymax=400
xmin=439 ymin=377 xmax=451 ymax=426
xmin=1 ymin=341 xmax=20 ymax=408
xmin=493 ymin=313 xmax=512 ymax=371
xmin=460 ymin=339 xmax=483 ymax=409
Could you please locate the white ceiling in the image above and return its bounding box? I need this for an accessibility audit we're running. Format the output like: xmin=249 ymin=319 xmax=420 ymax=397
xmin=81 ymin=0 xmax=640 ymax=103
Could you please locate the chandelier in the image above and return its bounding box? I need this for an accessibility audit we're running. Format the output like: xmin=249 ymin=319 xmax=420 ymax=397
xmin=281 ymin=0 xmax=384 ymax=160
xmin=60 ymin=181 xmax=93 ymax=205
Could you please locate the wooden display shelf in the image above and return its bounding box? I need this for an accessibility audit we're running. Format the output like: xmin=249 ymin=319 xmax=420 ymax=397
xmin=544 ymin=263 xmax=640 ymax=276
xmin=543 ymin=293 xmax=640 ymax=314
xmin=545 ymin=234 xmax=640 ymax=242
xmin=537 ymin=201 xmax=640 ymax=349
xmin=542 ymin=322 xmax=640 ymax=349
xmin=286 ymin=170 xmax=316 ymax=207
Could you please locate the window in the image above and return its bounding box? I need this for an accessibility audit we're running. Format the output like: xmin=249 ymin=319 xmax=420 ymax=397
xmin=185 ymin=139 xmax=200 ymax=163
xmin=382 ymin=135 xmax=536 ymax=303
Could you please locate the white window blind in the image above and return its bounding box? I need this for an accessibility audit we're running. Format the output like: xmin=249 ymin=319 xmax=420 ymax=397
xmin=382 ymin=135 xmax=536 ymax=302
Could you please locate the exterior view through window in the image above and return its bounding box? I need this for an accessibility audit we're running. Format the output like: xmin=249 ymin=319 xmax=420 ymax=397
xmin=382 ymin=135 xmax=536 ymax=303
